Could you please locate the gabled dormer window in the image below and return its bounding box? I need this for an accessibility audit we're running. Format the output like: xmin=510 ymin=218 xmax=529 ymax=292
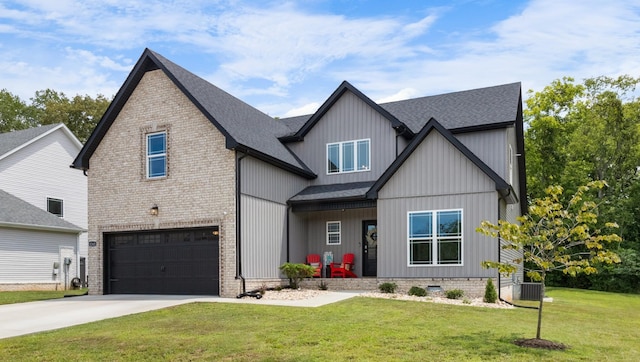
xmin=327 ymin=139 xmax=370 ymax=174
xmin=147 ymin=131 xmax=167 ymax=179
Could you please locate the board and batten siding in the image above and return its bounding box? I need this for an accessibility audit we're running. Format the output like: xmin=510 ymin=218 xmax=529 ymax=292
xmin=377 ymin=130 xmax=499 ymax=278
xmin=240 ymin=156 xmax=309 ymax=277
xmin=287 ymin=90 xmax=398 ymax=184
xmin=0 ymin=127 xmax=88 ymax=264
xmin=303 ymin=208 xmax=376 ymax=277
xmin=455 ymin=128 xmax=507 ymax=183
xmin=0 ymin=228 xmax=78 ymax=283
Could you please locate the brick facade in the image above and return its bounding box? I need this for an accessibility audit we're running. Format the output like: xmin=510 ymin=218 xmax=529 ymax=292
xmin=87 ymin=70 xmax=239 ymax=297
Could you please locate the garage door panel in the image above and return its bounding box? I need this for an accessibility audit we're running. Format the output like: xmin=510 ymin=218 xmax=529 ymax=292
xmin=106 ymin=227 xmax=219 ymax=295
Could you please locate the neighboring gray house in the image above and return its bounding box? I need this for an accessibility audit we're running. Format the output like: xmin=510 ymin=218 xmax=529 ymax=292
xmin=0 ymin=124 xmax=87 ymax=291
xmin=72 ymin=49 xmax=526 ymax=299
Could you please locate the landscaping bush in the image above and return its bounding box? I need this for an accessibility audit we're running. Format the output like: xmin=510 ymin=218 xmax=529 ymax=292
xmin=408 ymin=286 xmax=427 ymax=297
xmin=484 ymin=279 xmax=498 ymax=303
xmin=445 ymin=289 xmax=464 ymax=299
xmin=279 ymin=263 xmax=316 ymax=289
xmin=378 ymin=282 xmax=398 ymax=294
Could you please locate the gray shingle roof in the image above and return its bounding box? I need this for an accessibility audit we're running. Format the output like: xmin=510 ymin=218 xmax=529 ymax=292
xmin=279 ymin=82 xmax=521 ymax=135
xmin=0 ymin=189 xmax=84 ymax=233
xmin=73 ymin=49 xmax=314 ymax=178
xmin=148 ymin=51 xmax=313 ymax=176
xmin=289 ymin=181 xmax=376 ymax=203
xmin=0 ymin=123 xmax=62 ymax=158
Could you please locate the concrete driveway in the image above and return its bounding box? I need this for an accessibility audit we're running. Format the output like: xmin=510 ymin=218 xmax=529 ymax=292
xmin=0 ymin=292 xmax=360 ymax=339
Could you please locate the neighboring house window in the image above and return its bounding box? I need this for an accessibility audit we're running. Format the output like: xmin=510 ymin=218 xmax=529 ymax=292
xmin=147 ymin=131 xmax=167 ymax=178
xmin=326 ymin=221 xmax=341 ymax=245
xmin=327 ymin=139 xmax=370 ymax=174
xmin=408 ymin=209 xmax=462 ymax=266
xmin=47 ymin=197 xmax=63 ymax=217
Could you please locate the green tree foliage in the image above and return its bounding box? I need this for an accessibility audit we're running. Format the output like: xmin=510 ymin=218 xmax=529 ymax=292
xmin=0 ymin=89 xmax=37 ymax=132
xmin=0 ymin=88 xmax=111 ymax=143
xmin=30 ymin=89 xmax=111 ymax=143
xmin=525 ymin=75 xmax=640 ymax=292
xmin=477 ymin=181 xmax=621 ymax=340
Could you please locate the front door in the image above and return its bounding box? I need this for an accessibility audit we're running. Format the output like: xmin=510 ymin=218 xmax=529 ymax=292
xmin=362 ymin=220 xmax=377 ymax=277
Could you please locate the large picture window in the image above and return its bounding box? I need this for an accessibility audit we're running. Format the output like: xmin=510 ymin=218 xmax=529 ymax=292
xmin=408 ymin=209 xmax=462 ymax=265
xmin=147 ymin=132 xmax=167 ymax=178
xmin=327 ymin=139 xmax=370 ymax=174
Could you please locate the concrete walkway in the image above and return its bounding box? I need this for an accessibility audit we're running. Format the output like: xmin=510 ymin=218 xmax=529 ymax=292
xmin=0 ymin=291 xmax=361 ymax=339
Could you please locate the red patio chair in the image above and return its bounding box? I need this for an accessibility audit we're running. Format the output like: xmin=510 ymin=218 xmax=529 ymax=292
xmin=330 ymin=253 xmax=357 ymax=278
xmin=306 ymin=254 xmax=323 ymax=278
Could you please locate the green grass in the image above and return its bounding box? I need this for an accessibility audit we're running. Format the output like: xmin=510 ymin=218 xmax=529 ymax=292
xmin=0 ymin=288 xmax=638 ymax=361
xmin=0 ymin=289 xmax=88 ymax=305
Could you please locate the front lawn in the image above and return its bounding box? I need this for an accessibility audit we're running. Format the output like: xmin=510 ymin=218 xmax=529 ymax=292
xmin=0 ymin=288 xmax=638 ymax=361
xmin=0 ymin=289 xmax=87 ymax=305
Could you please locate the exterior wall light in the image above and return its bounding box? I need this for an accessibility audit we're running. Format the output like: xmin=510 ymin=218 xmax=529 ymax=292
xmin=213 ymin=230 xmax=219 ymax=236
xmin=150 ymin=204 xmax=159 ymax=216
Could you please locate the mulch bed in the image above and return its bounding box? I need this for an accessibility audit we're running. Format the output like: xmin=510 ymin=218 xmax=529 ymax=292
xmin=514 ymin=338 xmax=567 ymax=350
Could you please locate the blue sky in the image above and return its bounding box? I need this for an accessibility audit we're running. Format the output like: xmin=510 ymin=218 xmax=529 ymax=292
xmin=1 ymin=0 xmax=639 ymax=118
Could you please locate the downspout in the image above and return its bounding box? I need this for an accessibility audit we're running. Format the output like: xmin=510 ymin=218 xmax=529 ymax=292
xmin=236 ymin=151 xmax=248 ymax=294
xmin=497 ymin=199 xmax=502 ymax=302
xmin=286 ymin=205 xmax=291 ymax=262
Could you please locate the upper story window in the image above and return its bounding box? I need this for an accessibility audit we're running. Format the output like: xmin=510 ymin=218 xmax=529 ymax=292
xmin=408 ymin=209 xmax=463 ymax=266
xmin=327 ymin=139 xmax=370 ymax=174
xmin=147 ymin=132 xmax=167 ymax=179
xmin=508 ymin=144 xmax=514 ymax=185
xmin=47 ymin=197 xmax=63 ymax=217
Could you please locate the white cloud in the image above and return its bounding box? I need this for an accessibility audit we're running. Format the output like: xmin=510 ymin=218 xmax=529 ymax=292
xmin=283 ymin=102 xmax=321 ymax=117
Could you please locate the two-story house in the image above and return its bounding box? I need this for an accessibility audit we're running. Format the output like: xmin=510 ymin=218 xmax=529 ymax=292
xmin=0 ymin=124 xmax=87 ymax=290
xmin=72 ymin=49 xmax=525 ymax=299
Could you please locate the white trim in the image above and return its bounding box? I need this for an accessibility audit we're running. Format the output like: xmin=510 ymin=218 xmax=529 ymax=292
xmin=326 ymin=221 xmax=341 ymax=245
xmin=508 ymin=144 xmax=514 ymax=185
xmin=0 ymin=124 xmax=82 ymax=161
xmin=407 ymin=208 xmax=464 ymax=267
xmin=146 ymin=131 xmax=167 ymax=179
xmin=326 ymin=138 xmax=371 ymax=175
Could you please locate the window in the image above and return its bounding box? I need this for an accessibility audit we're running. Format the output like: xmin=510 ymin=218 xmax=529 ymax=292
xmin=327 ymin=139 xmax=370 ymax=174
xmin=408 ymin=209 xmax=462 ymax=265
xmin=326 ymin=221 xmax=341 ymax=245
xmin=147 ymin=132 xmax=167 ymax=178
xmin=47 ymin=197 xmax=63 ymax=217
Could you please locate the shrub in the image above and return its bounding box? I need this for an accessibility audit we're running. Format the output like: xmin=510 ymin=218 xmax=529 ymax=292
xmin=445 ymin=289 xmax=464 ymax=299
xmin=318 ymin=280 xmax=328 ymax=290
xmin=279 ymin=263 xmax=316 ymax=289
xmin=484 ymin=278 xmax=498 ymax=303
xmin=408 ymin=286 xmax=427 ymax=297
xmin=378 ymin=282 xmax=398 ymax=294
xmin=462 ymin=298 xmax=471 ymax=304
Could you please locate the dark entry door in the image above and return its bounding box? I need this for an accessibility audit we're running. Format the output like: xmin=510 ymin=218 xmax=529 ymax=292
xmin=105 ymin=227 xmax=219 ymax=295
xmin=362 ymin=220 xmax=377 ymax=277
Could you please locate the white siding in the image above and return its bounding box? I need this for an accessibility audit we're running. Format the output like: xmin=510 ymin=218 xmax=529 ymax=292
xmin=0 ymin=127 xmax=87 ymax=266
xmin=0 ymin=228 xmax=78 ymax=283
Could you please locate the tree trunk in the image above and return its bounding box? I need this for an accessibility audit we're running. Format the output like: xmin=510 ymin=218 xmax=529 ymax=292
xmin=536 ymin=275 xmax=545 ymax=339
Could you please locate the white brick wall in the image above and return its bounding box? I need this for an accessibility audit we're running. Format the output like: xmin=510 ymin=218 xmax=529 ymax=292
xmin=87 ymin=69 xmax=239 ymax=297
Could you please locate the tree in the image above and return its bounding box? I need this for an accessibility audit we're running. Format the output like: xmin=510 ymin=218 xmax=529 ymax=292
xmin=476 ymin=181 xmax=621 ymax=342
xmin=0 ymin=89 xmax=37 ymax=132
xmin=30 ymin=89 xmax=111 ymax=143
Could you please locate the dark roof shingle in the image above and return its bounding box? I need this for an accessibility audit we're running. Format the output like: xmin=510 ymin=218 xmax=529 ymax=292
xmin=0 ymin=189 xmax=84 ymax=233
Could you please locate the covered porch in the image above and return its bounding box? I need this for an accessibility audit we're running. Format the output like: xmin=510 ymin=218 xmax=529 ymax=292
xmin=288 ymin=181 xmax=378 ymax=280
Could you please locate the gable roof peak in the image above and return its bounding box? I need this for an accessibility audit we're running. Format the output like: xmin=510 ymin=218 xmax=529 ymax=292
xmin=289 ymin=80 xmax=411 ymax=141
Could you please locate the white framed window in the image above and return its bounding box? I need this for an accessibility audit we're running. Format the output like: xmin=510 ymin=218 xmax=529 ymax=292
xmin=408 ymin=209 xmax=463 ymax=266
xmin=326 ymin=221 xmax=341 ymax=245
xmin=327 ymin=139 xmax=370 ymax=174
xmin=146 ymin=131 xmax=167 ymax=179
xmin=47 ymin=197 xmax=63 ymax=217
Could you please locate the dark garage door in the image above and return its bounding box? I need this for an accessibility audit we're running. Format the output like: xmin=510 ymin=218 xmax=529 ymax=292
xmin=105 ymin=227 xmax=219 ymax=295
